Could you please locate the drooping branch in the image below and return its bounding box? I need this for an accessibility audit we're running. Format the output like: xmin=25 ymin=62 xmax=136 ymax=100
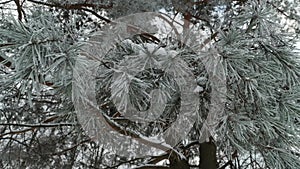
xmin=26 ymin=0 xmax=113 ymax=23
xmin=27 ymin=0 xmax=113 ymax=10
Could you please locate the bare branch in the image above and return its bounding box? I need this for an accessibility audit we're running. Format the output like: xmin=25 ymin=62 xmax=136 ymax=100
xmin=26 ymin=0 xmax=113 ymax=23
xmin=0 ymin=128 xmax=33 ymax=138
xmin=134 ymin=165 xmax=169 ymax=169
xmin=80 ymin=7 xmax=111 ymax=23
xmin=267 ymin=1 xmax=290 ymax=18
xmin=27 ymin=0 xmax=113 ymax=10
xmin=0 ymin=122 xmax=76 ymax=128
xmin=0 ymin=122 xmax=76 ymax=138
xmin=51 ymin=139 xmax=91 ymax=156
xmin=0 ymin=0 xmax=13 ymax=5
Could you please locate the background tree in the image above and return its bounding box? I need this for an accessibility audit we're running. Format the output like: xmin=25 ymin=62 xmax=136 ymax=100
xmin=0 ymin=0 xmax=300 ymax=168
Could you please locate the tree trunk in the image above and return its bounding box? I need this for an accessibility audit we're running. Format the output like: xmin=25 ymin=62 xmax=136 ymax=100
xmin=200 ymin=139 xmax=217 ymax=169
xmin=169 ymin=153 xmax=190 ymax=169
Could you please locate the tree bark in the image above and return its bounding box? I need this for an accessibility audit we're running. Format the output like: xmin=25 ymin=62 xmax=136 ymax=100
xmin=169 ymin=156 xmax=190 ymax=169
xmin=200 ymin=139 xmax=217 ymax=169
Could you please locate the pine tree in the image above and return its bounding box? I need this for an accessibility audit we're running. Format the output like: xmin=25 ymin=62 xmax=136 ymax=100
xmin=0 ymin=0 xmax=300 ymax=168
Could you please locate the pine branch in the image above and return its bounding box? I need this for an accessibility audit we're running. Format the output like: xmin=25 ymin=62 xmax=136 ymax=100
xmin=157 ymin=12 xmax=181 ymax=41
xmin=0 ymin=122 xmax=75 ymax=128
xmin=199 ymin=31 xmax=219 ymax=49
xmin=13 ymin=0 xmax=23 ymax=21
xmin=27 ymin=0 xmax=113 ymax=10
xmin=101 ymin=113 xmax=171 ymax=152
xmin=0 ymin=55 xmax=12 ymax=67
xmin=26 ymin=0 xmax=113 ymax=23
xmin=0 ymin=39 xmax=63 ymax=87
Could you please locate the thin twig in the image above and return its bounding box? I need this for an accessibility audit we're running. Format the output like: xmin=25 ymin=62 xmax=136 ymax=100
xmin=50 ymin=138 xmax=91 ymax=155
xmin=0 ymin=0 xmax=13 ymax=5
xmin=267 ymin=1 xmax=289 ymax=18
xmin=0 ymin=122 xmax=75 ymax=128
